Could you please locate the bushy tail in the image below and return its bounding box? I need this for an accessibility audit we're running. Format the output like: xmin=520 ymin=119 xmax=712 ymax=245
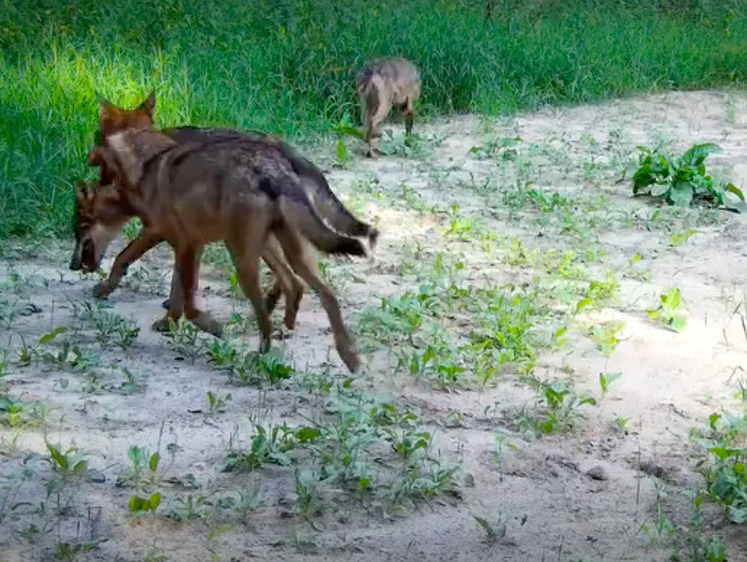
xmin=296 ymin=173 xmax=379 ymax=251
xmin=278 ymin=187 xmax=368 ymax=258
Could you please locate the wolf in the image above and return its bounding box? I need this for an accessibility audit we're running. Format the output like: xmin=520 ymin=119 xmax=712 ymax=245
xmin=71 ymin=92 xmax=378 ymax=331
xmin=89 ymin=101 xmax=365 ymax=372
xmin=72 ymin=179 xmax=305 ymax=331
xmin=355 ymin=57 xmax=421 ymax=158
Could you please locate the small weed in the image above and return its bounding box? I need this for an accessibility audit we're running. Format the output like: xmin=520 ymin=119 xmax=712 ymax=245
xmin=598 ymin=372 xmax=623 ymax=397
xmin=128 ymin=492 xmax=161 ymax=516
xmin=206 ymin=390 xmax=232 ymax=415
xmin=54 ymin=542 xmax=96 ymax=561
xmin=693 ymin=411 xmax=747 ymax=523
xmin=116 ymin=367 xmax=148 ymax=395
xmin=117 ymin=445 xmax=160 ymax=491
xmin=166 ymin=494 xmax=211 ymax=521
xmin=223 ymin=424 xmax=298 ymax=473
xmin=614 ymin=417 xmax=630 ymax=431
xmin=216 ymin=485 xmax=264 ymax=525
xmin=670 ymin=228 xmax=698 ymax=247
xmin=78 ymin=302 xmax=139 ymax=350
xmin=290 ymin=467 xmax=325 ymax=517
xmin=44 ymin=442 xmax=89 ymax=514
xmin=588 ymin=321 xmax=625 ymax=357
xmin=164 ymin=319 xmax=205 ymax=363
xmin=518 ymin=380 xmax=597 ymax=438
xmin=647 ymin=288 xmax=687 ymax=332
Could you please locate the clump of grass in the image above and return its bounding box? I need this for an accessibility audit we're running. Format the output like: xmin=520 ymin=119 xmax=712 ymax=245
xmin=2 ymin=0 xmax=746 ymax=237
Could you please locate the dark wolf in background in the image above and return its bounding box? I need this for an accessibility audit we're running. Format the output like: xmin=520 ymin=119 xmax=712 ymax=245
xmin=355 ymin=57 xmax=421 ymax=158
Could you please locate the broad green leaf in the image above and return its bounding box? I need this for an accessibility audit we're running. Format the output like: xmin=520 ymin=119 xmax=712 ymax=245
xmin=650 ymin=183 xmax=671 ymax=198
xmin=725 ymin=200 xmax=747 ymax=214
xmin=148 ymin=492 xmax=161 ymax=510
xmin=149 ymin=452 xmax=160 ymax=472
xmin=727 ymin=507 xmax=747 ymax=524
xmin=669 ymin=182 xmax=693 ymax=207
xmin=335 ymin=139 xmax=348 ymax=162
xmin=73 ymin=460 xmax=88 ymax=476
xmin=129 ymin=496 xmax=148 ymax=512
xmin=574 ymin=297 xmax=591 ymax=314
xmin=38 ymin=327 xmax=67 ymax=344
xmin=668 ymin=315 xmax=687 ymax=333
xmin=724 ymin=182 xmax=746 ymax=201
xmin=295 ymin=427 xmax=321 ymax=442
xmin=681 ymin=143 xmax=721 ymax=167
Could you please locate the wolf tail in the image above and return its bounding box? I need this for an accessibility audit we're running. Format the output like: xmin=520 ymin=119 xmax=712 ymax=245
xmin=276 ymin=179 xmax=368 ymax=258
xmin=290 ymin=157 xmax=379 ymax=252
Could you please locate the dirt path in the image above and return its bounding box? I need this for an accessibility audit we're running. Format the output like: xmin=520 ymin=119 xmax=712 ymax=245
xmin=2 ymin=89 xmax=747 ymax=561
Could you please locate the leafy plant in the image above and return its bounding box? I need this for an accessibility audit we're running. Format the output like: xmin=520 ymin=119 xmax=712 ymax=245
xmin=223 ymin=424 xmax=299 ymax=473
xmin=647 ymin=288 xmax=687 ymax=332
xmin=206 ymin=390 xmax=232 ymax=415
xmin=518 ymin=380 xmax=597 ymax=437
xmin=128 ymin=492 xmax=161 ymax=516
xmin=694 ymin=412 xmax=747 ymax=523
xmin=117 ymin=445 xmax=160 ymax=490
xmin=632 ymin=143 xmax=746 ymax=213
xmin=589 ymin=322 xmax=625 ymax=357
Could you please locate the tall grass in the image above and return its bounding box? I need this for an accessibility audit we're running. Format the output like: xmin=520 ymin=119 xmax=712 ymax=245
xmin=1 ymin=0 xmax=745 ymax=238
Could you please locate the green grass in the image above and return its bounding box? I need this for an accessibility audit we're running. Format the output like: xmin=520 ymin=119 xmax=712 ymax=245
xmin=1 ymin=0 xmax=745 ymax=238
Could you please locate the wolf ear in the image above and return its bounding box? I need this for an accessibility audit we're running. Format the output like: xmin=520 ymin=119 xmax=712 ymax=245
xmin=137 ymin=89 xmax=156 ymax=116
xmin=74 ymin=180 xmax=93 ymax=203
xmin=98 ymin=98 xmax=116 ymax=123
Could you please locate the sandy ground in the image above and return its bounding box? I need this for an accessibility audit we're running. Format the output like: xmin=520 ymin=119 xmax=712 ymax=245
xmin=2 ymin=89 xmax=747 ymax=561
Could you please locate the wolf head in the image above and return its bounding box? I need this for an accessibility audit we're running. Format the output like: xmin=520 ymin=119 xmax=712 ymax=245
xmin=69 ymin=180 xmax=133 ymax=272
xmin=95 ymin=91 xmax=157 ymax=184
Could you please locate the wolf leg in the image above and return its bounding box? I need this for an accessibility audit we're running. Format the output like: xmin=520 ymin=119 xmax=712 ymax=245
xmin=227 ymin=226 xmax=274 ymax=353
xmin=404 ymin=96 xmax=414 ymax=137
xmin=94 ymin=230 xmax=161 ymax=299
xmin=274 ymin=224 xmax=361 ymax=373
xmin=156 ymin=245 xmax=222 ymax=337
xmin=262 ymin=234 xmax=304 ymax=330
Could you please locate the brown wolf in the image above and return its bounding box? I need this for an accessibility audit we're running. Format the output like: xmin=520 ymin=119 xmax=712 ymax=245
xmin=89 ymin=101 xmax=365 ymax=372
xmin=71 ymin=93 xmax=378 ymax=331
xmin=72 ymin=180 xmax=305 ymax=331
xmin=355 ymin=57 xmax=421 ymax=158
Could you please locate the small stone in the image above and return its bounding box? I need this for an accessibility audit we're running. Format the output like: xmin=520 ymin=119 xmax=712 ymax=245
xmin=587 ymin=466 xmax=608 ymax=481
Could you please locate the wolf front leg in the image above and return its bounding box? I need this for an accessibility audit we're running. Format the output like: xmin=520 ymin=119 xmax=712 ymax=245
xmin=93 ymin=230 xmax=163 ymax=299
xmin=153 ymin=244 xmax=222 ymax=337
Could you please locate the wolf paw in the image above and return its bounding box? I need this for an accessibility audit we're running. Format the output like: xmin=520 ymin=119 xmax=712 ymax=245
xmin=152 ymin=316 xmax=173 ymax=333
xmin=192 ymin=311 xmax=223 ymax=338
xmin=92 ymin=282 xmax=112 ymax=299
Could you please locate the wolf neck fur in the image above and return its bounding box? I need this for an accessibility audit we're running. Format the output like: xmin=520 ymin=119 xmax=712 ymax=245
xmin=106 ymin=130 xmax=176 ymax=193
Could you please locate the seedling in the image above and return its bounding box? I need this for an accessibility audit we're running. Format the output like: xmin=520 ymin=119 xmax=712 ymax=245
xmin=117 ymin=445 xmax=160 ymax=490
xmin=206 ymin=390 xmax=232 ymax=415
xmin=128 ymin=492 xmax=161 ymax=516
xmin=670 ymin=228 xmax=698 ymax=247
xmin=589 ymin=322 xmax=625 ymax=357
xmin=647 ymin=288 xmax=687 ymax=332
xmin=598 ymin=372 xmax=623 ymax=396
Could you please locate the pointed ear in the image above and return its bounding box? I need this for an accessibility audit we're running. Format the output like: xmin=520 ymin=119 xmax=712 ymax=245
xmin=98 ymin=98 xmax=114 ymax=123
xmin=137 ymin=89 xmax=156 ymax=116
xmin=74 ymin=180 xmax=93 ymax=203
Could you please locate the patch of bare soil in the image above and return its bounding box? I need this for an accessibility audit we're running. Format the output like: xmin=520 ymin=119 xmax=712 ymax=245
xmin=2 ymin=90 xmax=747 ymax=561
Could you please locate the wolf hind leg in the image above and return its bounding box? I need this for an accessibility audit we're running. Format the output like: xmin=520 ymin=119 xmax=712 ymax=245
xmin=262 ymin=234 xmax=304 ymax=330
xmin=273 ymin=223 xmax=361 ymax=373
xmin=226 ymin=223 xmax=274 ymax=353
